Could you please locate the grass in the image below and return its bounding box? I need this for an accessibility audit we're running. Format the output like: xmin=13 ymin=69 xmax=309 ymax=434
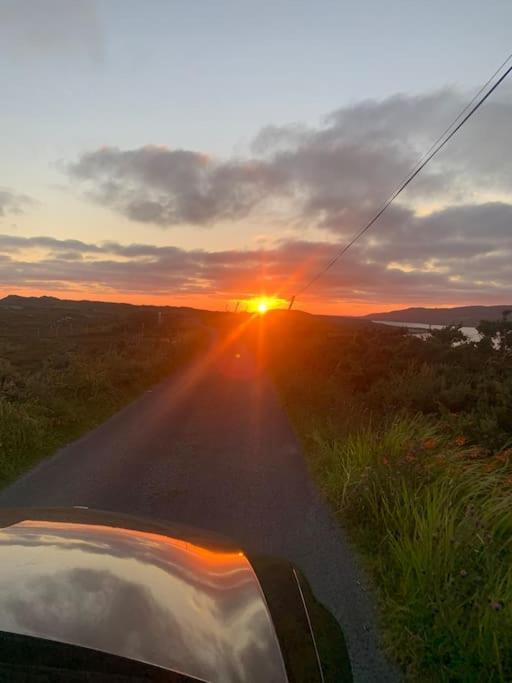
xmin=298 ymin=413 xmax=512 ymax=681
xmin=0 ymin=343 xmax=208 ymax=487
xmin=0 ymin=296 xmax=211 ymax=487
xmin=0 ymin=400 xmax=44 ymax=481
xmin=249 ymin=312 xmax=512 ymax=681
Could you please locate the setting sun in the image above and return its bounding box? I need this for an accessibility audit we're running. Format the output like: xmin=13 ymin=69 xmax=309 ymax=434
xmin=243 ymin=296 xmax=287 ymax=314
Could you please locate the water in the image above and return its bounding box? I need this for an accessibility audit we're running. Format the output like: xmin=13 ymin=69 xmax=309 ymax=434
xmin=372 ymin=320 xmax=481 ymax=342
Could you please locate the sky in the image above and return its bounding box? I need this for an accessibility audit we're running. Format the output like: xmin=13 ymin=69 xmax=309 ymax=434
xmin=1 ymin=0 xmax=512 ymax=315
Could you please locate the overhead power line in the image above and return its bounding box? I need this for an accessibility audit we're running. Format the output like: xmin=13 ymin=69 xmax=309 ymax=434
xmin=378 ymin=51 xmax=512 ymax=207
xmin=292 ymin=53 xmax=512 ymax=301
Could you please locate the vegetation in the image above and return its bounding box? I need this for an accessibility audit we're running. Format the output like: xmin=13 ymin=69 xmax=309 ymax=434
xmin=366 ymin=303 xmax=512 ymax=327
xmin=2 ymin=296 xmax=511 ymax=679
xmin=253 ymin=311 xmax=512 ymax=681
xmin=0 ymin=296 xmax=210 ymax=486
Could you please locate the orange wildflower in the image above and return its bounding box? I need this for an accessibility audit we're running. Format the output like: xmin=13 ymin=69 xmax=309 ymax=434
xmin=423 ymin=438 xmax=438 ymax=450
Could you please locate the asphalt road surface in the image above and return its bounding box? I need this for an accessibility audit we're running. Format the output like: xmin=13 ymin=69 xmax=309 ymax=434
xmin=0 ymin=334 xmax=398 ymax=682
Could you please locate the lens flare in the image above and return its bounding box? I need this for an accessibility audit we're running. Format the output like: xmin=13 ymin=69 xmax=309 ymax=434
xmin=242 ymin=296 xmax=286 ymax=314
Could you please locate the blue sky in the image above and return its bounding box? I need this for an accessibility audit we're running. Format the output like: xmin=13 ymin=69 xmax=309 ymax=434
xmin=1 ymin=0 xmax=512 ymax=312
xmin=5 ymin=1 xmax=512 ymax=155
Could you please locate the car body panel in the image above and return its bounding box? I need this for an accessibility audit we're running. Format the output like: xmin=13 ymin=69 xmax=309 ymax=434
xmin=0 ymin=511 xmax=288 ymax=682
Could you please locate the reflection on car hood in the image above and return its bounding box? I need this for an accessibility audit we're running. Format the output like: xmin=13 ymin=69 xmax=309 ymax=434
xmin=0 ymin=513 xmax=287 ymax=682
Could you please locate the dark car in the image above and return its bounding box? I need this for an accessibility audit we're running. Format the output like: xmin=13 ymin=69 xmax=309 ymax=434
xmin=0 ymin=508 xmax=352 ymax=682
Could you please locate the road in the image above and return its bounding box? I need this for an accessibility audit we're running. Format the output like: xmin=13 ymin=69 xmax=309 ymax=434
xmin=0 ymin=332 xmax=398 ymax=682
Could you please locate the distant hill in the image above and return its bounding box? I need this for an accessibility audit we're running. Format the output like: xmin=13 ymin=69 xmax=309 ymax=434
xmin=0 ymin=294 xmax=224 ymax=330
xmin=0 ymin=294 xmax=204 ymax=315
xmin=365 ymin=305 xmax=512 ymax=327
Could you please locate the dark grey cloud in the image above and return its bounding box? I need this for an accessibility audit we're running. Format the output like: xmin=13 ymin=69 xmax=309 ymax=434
xmin=66 ymin=87 xmax=512 ymax=238
xmin=0 ymin=189 xmax=34 ymax=217
xmin=68 ymin=146 xmax=285 ymax=226
xmin=364 ymin=202 xmax=512 ymax=264
xmin=0 ymin=0 xmax=103 ymax=63
xmin=0 ymin=213 xmax=510 ymax=306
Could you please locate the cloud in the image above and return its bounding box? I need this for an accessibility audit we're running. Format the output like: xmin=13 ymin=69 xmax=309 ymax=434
xmin=0 ymin=0 xmax=103 ymax=63
xmin=66 ymin=86 xmax=512 ymax=237
xmin=0 ymin=189 xmax=34 ymax=218
xmin=0 ymin=214 xmax=510 ymax=307
xmin=12 ymin=84 xmax=512 ymax=308
xmin=67 ymin=146 xmax=285 ymax=226
xmin=367 ymin=202 xmax=512 ymax=264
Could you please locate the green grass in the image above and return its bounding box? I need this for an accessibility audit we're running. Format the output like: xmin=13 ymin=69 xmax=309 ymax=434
xmin=0 ymin=305 xmax=209 ymax=487
xmin=305 ymin=414 xmax=512 ymax=681
xmin=0 ymin=352 xmax=192 ymax=487
xmin=247 ymin=311 xmax=512 ymax=680
xmin=0 ymin=399 xmax=44 ymax=481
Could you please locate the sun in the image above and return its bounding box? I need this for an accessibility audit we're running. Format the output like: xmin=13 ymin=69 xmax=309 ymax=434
xmin=242 ymin=296 xmax=287 ymax=314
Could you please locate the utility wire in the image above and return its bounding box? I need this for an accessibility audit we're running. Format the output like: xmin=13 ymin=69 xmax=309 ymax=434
xmin=377 ymin=51 xmax=512 ymax=210
xmin=293 ymin=55 xmax=512 ymax=300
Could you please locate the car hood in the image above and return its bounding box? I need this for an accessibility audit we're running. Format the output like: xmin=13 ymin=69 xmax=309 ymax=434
xmin=0 ymin=508 xmax=287 ymax=682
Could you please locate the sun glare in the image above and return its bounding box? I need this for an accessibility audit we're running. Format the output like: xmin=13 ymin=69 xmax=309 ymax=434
xmin=243 ymin=296 xmax=286 ymax=314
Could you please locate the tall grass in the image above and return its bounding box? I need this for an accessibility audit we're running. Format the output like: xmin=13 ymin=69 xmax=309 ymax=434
xmin=311 ymin=415 xmax=512 ymax=681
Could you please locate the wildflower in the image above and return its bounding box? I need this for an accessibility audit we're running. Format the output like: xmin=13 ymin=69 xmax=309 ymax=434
xmin=423 ymin=438 xmax=438 ymax=450
xmin=459 ymin=569 xmax=468 ymax=577
xmin=455 ymin=435 xmax=467 ymax=447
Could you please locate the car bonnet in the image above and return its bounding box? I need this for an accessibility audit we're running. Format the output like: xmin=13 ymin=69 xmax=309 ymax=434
xmin=0 ymin=516 xmax=287 ymax=682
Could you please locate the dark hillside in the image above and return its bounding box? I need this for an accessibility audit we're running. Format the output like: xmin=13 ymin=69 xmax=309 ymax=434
xmin=364 ymin=304 xmax=512 ymax=326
